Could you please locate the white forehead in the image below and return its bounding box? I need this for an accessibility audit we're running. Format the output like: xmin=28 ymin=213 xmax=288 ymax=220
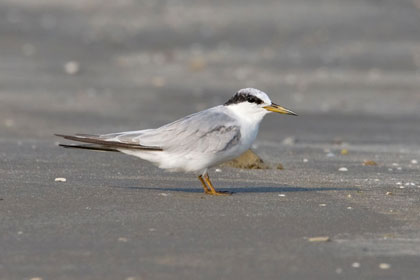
xmin=238 ymin=88 xmax=272 ymax=104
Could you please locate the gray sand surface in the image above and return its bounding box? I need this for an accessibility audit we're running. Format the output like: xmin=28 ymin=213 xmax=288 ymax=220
xmin=1 ymin=1 xmax=420 ymax=279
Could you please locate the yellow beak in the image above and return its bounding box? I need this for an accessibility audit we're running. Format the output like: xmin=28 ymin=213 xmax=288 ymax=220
xmin=264 ymin=103 xmax=297 ymax=116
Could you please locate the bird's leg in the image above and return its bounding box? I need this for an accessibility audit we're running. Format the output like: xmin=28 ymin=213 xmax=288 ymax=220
xmin=202 ymin=173 xmax=232 ymax=196
xmin=198 ymin=175 xmax=212 ymax=194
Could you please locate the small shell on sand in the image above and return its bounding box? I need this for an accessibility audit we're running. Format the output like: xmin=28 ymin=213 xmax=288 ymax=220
xmin=54 ymin=177 xmax=67 ymax=182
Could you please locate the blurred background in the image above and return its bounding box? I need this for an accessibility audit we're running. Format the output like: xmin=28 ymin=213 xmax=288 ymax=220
xmin=1 ymin=0 xmax=420 ymax=143
xmin=2 ymin=1 xmax=420 ymax=279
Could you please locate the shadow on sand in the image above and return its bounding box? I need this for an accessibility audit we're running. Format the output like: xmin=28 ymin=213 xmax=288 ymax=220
xmin=110 ymin=185 xmax=358 ymax=194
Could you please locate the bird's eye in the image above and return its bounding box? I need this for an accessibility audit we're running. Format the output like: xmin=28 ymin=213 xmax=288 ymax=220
xmin=246 ymin=95 xmax=263 ymax=105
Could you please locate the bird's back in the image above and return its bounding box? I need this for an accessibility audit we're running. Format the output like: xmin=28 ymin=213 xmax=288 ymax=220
xmin=114 ymin=106 xmax=249 ymax=172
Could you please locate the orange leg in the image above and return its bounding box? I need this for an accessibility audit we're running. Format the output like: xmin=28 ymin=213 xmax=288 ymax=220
xmin=198 ymin=175 xmax=212 ymax=194
xmin=202 ymin=173 xmax=232 ymax=196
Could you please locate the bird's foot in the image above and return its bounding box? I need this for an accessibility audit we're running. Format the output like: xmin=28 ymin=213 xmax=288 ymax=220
xmin=204 ymin=190 xmax=233 ymax=196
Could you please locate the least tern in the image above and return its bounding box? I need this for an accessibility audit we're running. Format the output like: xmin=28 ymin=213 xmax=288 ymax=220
xmin=56 ymin=88 xmax=297 ymax=195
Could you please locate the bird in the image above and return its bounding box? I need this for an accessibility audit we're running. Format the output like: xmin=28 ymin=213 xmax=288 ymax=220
xmin=56 ymin=88 xmax=297 ymax=195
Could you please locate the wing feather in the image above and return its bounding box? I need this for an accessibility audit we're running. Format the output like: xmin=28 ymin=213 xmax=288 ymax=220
xmin=55 ymin=134 xmax=163 ymax=151
xmin=56 ymin=105 xmax=240 ymax=155
xmin=136 ymin=106 xmax=242 ymax=154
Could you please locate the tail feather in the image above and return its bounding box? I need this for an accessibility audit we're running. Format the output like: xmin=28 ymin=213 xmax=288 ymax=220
xmin=55 ymin=133 xmax=163 ymax=151
xmin=59 ymin=144 xmax=119 ymax=152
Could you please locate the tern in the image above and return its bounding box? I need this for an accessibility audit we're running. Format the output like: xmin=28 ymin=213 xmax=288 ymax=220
xmin=56 ymin=88 xmax=297 ymax=195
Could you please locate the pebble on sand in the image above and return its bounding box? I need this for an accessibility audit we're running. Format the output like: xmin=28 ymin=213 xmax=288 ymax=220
xmin=189 ymin=57 xmax=207 ymax=71
xmin=379 ymin=263 xmax=391 ymax=270
xmin=363 ymin=160 xmax=377 ymax=166
xmin=64 ymin=61 xmax=80 ymax=75
xmin=54 ymin=177 xmax=66 ymax=182
xmin=282 ymin=137 xmax=296 ymax=145
xmin=308 ymin=236 xmax=330 ymax=242
xmin=4 ymin=119 xmax=15 ymax=127
xmin=152 ymin=76 xmax=166 ymax=87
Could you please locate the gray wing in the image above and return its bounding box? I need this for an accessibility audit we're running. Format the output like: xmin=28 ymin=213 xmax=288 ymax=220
xmin=140 ymin=106 xmax=241 ymax=154
xmin=104 ymin=106 xmax=241 ymax=154
xmin=58 ymin=106 xmax=241 ymax=154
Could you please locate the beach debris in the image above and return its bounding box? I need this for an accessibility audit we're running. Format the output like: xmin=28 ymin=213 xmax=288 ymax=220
xmin=411 ymin=159 xmax=418 ymax=164
xmin=379 ymin=263 xmax=391 ymax=270
xmin=152 ymin=76 xmax=166 ymax=87
xmin=338 ymin=167 xmax=348 ymax=172
xmin=352 ymin=262 xmax=360 ymax=268
xmin=278 ymin=194 xmax=286 ymax=197
xmin=340 ymin=149 xmax=348 ymax=155
xmin=386 ymin=192 xmax=393 ymax=195
xmin=308 ymin=236 xmax=330 ymax=242
xmin=4 ymin=119 xmax=14 ymax=127
xmin=363 ymin=160 xmax=377 ymax=166
xmin=222 ymin=150 xmax=270 ymax=169
xmin=282 ymin=137 xmax=296 ymax=145
xmin=64 ymin=61 xmax=80 ymax=75
xmin=303 ymin=158 xmax=309 ymax=163
xmin=319 ymin=203 xmax=327 ymax=207
xmin=54 ymin=177 xmax=66 ymax=182
xmin=118 ymin=237 xmax=128 ymax=242
xmin=189 ymin=56 xmax=207 ymax=71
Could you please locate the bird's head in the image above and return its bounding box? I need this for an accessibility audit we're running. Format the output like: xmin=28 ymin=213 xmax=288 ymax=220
xmin=224 ymin=88 xmax=297 ymax=121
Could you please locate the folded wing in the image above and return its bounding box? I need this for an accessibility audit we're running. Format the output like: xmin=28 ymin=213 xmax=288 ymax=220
xmin=55 ymin=133 xmax=163 ymax=151
xmin=56 ymin=106 xmax=241 ymax=155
